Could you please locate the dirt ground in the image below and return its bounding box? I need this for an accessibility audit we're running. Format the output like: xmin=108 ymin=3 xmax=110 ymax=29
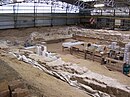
xmin=0 ymin=59 xmax=20 ymax=82
xmin=0 ymin=26 xmax=130 ymax=97
xmin=0 ymin=58 xmax=44 ymax=97
xmin=0 ymin=53 xmax=91 ymax=97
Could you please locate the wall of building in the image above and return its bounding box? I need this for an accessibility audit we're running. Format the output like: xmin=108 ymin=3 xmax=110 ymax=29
xmin=0 ymin=13 xmax=80 ymax=29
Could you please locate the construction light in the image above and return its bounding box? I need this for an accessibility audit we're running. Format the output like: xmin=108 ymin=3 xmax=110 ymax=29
xmin=17 ymin=0 xmax=24 ymax=1
xmin=13 ymin=0 xmax=24 ymax=2
xmin=94 ymin=4 xmax=105 ymax=7
xmin=80 ymin=0 xmax=96 ymax=2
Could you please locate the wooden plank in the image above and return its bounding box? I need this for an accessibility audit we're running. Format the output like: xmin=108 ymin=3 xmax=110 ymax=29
xmin=72 ymin=45 xmax=85 ymax=52
xmin=105 ymin=57 xmax=125 ymax=64
xmin=105 ymin=57 xmax=125 ymax=72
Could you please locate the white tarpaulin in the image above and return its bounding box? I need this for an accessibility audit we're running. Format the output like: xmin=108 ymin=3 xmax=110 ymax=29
xmin=62 ymin=41 xmax=84 ymax=48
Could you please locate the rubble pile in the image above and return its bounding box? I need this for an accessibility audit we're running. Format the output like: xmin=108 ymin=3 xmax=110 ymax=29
xmin=10 ymin=46 xmax=130 ymax=97
xmin=71 ymin=28 xmax=130 ymax=43
xmin=0 ymin=40 xmax=9 ymax=50
xmin=29 ymin=27 xmax=74 ymax=41
xmin=24 ymin=26 xmax=130 ymax=46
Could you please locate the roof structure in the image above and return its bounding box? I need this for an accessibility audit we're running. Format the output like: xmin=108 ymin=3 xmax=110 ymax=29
xmin=59 ymin=0 xmax=130 ymax=7
xmin=0 ymin=0 xmax=130 ymax=7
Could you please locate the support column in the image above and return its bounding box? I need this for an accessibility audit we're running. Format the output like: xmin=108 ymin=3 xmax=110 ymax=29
xmin=34 ymin=1 xmax=36 ymax=27
xmin=113 ymin=9 xmax=115 ymax=30
xmin=13 ymin=4 xmax=16 ymax=28
xmin=66 ymin=4 xmax=68 ymax=25
xmin=51 ymin=0 xmax=53 ymax=27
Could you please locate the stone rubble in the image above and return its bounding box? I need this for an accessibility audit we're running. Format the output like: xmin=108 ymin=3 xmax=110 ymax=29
xmin=9 ymin=47 xmax=130 ymax=97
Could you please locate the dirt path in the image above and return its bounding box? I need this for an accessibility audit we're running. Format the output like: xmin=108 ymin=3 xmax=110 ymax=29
xmin=0 ymin=55 xmax=91 ymax=97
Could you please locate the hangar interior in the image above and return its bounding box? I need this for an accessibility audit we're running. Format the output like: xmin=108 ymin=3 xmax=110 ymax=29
xmin=0 ymin=0 xmax=130 ymax=97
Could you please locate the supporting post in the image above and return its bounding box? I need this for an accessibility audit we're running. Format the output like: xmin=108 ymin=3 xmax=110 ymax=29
xmin=13 ymin=4 xmax=16 ymax=28
xmin=129 ymin=8 xmax=130 ymax=17
xmin=101 ymin=9 xmax=102 ymax=16
xmin=34 ymin=1 xmax=36 ymax=27
xmin=104 ymin=0 xmax=115 ymax=7
xmin=113 ymin=9 xmax=115 ymax=30
xmin=51 ymin=0 xmax=53 ymax=27
xmin=66 ymin=4 xmax=68 ymax=26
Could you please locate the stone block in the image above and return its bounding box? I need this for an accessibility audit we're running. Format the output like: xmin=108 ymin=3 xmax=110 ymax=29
xmin=25 ymin=95 xmax=38 ymax=97
xmin=0 ymin=81 xmax=10 ymax=97
xmin=9 ymin=80 xmax=24 ymax=92
xmin=0 ymin=90 xmax=10 ymax=97
xmin=0 ymin=81 xmax=9 ymax=92
xmin=12 ymin=88 xmax=29 ymax=97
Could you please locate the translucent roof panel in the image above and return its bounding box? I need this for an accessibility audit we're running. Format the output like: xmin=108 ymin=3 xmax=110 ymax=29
xmin=79 ymin=0 xmax=96 ymax=2
xmin=0 ymin=1 xmax=79 ymax=13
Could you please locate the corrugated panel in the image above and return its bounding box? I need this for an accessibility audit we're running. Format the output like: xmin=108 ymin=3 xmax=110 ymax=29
xmin=16 ymin=20 xmax=34 ymax=28
xmin=0 ymin=13 xmax=80 ymax=29
xmin=35 ymin=19 xmax=51 ymax=26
